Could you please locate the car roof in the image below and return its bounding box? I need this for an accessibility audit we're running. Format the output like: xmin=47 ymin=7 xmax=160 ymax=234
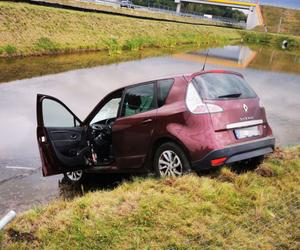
xmin=184 ymin=70 xmax=244 ymax=82
xmin=116 ymin=70 xmax=243 ymax=90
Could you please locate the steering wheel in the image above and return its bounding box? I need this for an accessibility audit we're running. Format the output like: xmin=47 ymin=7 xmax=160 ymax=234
xmin=91 ymin=123 xmax=105 ymax=131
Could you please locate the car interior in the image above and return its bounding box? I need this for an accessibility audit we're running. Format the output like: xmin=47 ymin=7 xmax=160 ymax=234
xmin=88 ymin=91 xmax=123 ymax=166
xmin=88 ymin=84 xmax=156 ymax=167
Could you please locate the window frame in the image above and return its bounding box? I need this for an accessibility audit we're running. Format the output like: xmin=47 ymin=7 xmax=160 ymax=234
xmin=83 ymin=89 xmax=123 ymax=125
xmin=89 ymin=96 xmax=122 ymax=125
xmin=41 ymin=97 xmax=82 ymax=128
xmin=157 ymin=78 xmax=174 ymax=107
xmin=192 ymin=73 xmax=257 ymax=101
xmin=119 ymin=81 xmax=158 ymax=118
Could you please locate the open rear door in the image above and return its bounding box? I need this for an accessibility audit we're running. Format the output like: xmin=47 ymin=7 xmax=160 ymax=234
xmin=36 ymin=94 xmax=89 ymax=176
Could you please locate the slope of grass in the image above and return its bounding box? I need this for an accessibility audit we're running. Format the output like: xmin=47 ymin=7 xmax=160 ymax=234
xmin=24 ymin=0 xmax=215 ymax=26
xmin=240 ymin=30 xmax=300 ymax=50
xmin=0 ymin=1 xmax=240 ymax=57
xmin=1 ymin=147 xmax=299 ymax=249
xmin=257 ymin=5 xmax=300 ymax=36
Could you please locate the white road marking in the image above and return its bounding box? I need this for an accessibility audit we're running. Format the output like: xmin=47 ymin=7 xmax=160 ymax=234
xmin=5 ymin=166 xmax=35 ymax=170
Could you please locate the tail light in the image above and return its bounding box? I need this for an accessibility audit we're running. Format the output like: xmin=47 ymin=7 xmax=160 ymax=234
xmin=211 ymin=157 xmax=228 ymax=167
xmin=186 ymin=83 xmax=223 ymax=114
xmin=259 ymin=98 xmax=264 ymax=108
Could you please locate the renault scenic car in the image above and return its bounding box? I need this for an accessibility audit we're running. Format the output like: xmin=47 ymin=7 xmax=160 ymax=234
xmin=37 ymin=70 xmax=275 ymax=183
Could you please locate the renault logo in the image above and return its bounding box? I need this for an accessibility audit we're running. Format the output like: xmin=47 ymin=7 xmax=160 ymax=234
xmin=243 ymin=104 xmax=248 ymax=112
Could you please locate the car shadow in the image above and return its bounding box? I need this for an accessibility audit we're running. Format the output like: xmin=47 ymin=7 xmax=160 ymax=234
xmin=58 ymin=173 xmax=145 ymax=200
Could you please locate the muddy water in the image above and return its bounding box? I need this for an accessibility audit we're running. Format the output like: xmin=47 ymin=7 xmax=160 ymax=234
xmin=0 ymin=45 xmax=299 ymax=213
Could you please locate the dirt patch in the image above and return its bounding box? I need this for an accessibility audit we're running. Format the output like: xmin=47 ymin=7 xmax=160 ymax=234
xmin=7 ymin=228 xmax=36 ymax=242
xmin=163 ymin=178 xmax=177 ymax=186
xmin=255 ymin=165 xmax=275 ymax=177
xmin=217 ymin=169 xmax=237 ymax=183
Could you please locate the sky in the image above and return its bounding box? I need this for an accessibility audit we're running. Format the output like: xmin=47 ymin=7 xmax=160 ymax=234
xmin=260 ymin=0 xmax=300 ymax=9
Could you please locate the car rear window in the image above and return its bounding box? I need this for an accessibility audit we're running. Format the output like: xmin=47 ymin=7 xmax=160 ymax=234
xmin=193 ymin=73 xmax=256 ymax=100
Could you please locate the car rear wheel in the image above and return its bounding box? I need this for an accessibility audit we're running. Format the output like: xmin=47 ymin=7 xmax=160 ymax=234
xmin=64 ymin=170 xmax=84 ymax=183
xmin=154 ymin=142 xmax=191 ymax=177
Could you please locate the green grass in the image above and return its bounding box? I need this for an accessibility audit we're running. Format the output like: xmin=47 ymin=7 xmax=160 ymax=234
xmin=1 ymin=146 xmax=299 ymax=249
xmin=35 ymin=37 xmax=58 ymax=51
xmin=257 ymin=5 xmax=300 ymax=36
xmin=0 ymin=45 xmax=17 ymax=55
xmin=240 ymin=31 xmax=300 ymax=50
xmin=0 ymin=1 xmax=240 ymax=57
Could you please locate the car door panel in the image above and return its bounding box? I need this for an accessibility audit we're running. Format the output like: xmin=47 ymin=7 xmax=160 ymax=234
xmin=37 ymin=94 xmax=88 ymax=176
xmin=112 ymin=110 xmax=156 ymax=168
xmin=48 ymin=128 xmax=82 ymax=148
xmin=112 ymin=82 xmax=157 ymax=169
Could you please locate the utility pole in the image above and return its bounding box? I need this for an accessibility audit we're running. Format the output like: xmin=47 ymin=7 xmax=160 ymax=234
xmin=277 ymin=8 xmax=284 ymax=34
xmin=277 ymin=15 xmax=283 ymax=33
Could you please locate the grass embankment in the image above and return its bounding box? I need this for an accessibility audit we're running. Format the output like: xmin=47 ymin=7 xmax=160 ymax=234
xmin=257 ymin=5 xmax=300 ymax=36
xmin=1 ymin=147 xmax=299 ymax=249
xmin=240 ymin=30 xmax=300 ymax=50
xmin=0 ymin=1 xmax=240 ymax=57
xmin=21 ymin=0 xmax=215 ymax=26
xmin=244 ymin=5 xmax=300 ymax=49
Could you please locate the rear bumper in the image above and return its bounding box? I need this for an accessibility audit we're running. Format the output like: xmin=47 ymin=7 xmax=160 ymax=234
xmin=192 ymin=136 xmax=275 ymax=171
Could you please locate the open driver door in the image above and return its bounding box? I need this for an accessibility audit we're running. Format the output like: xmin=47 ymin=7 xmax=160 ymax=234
xmin=36 ymin=94 xmax=89 ymax=176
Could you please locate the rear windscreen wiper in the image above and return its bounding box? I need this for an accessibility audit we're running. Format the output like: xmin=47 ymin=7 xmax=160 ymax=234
xmin=218 ymin=93 xmax=242 ymax=98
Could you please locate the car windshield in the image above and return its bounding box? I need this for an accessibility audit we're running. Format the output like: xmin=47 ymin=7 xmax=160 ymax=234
xmin=193 ymin=73 xmax=257 ymax=100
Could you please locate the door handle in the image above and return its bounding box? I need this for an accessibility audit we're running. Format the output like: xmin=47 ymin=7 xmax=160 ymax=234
xmin=70 ymin=134 xmax=78 ymax=140
xmin=140 ymin=119 xmax=153 ymax=125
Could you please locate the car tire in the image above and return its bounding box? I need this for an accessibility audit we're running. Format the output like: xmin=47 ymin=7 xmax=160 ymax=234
xmin=154 ymin=142 xmax=191 ymax=177
xmin=63 ymin=170 xmax=85 ymax=184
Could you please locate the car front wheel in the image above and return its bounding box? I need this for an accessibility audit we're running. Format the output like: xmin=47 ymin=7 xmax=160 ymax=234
xmin=64 ymin=170 xmax=84 ymax=184
xmin=154 ymin=142 xmax=191 ymax=177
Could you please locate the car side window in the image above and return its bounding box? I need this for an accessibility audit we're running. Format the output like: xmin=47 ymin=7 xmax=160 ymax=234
xmin=157 ymin=79 xmax=174 ymax=107
xmin=121 ymin=82 xmax=156 ymax=117
xmin=42 ymin=98 xmax=78 ymax=127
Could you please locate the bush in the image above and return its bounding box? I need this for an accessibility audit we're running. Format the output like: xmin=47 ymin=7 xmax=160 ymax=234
xmin=123 ymin=38 xmax=145 ymax=51
xmin=104 ymin=38 xmax=122 ymax=55
xmin=35 ymin=37 xmax=58 ymax=51
xmin=2 ymin=45 xmax=17 ymax=55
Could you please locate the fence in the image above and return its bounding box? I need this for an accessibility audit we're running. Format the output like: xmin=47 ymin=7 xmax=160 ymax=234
xmin=85 ymin=0 xmax=247 ymax=28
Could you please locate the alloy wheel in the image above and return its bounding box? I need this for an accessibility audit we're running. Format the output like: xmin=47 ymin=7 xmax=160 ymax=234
xmin=158 ymin=150 xmax=183 ymax=177
xmin=66 ymin=170 xmax=83 ymax=182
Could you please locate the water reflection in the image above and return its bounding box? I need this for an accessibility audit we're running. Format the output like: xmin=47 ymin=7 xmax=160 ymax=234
xmin=0 ymin=45 xmax=299 ymax=84
xmin=173 ymin=45 xmax=300 ymax=73
xmin=0 ymin=45 xmax=197 ymax=84
xmin=174 ymin=45 xmax=257 ymax=68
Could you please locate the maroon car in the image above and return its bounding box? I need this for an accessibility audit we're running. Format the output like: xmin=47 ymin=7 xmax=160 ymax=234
xmin=36 ymin=70 xmax=275 ymax=182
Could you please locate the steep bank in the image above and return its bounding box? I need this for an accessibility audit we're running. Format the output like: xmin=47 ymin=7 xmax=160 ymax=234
xmin=257 ymin=5 xmax=300 ymax=36
xmin=1 ymin=147 xmax=299 ymax=249
xmin=0 ymin=1 xmax=239 ymax=57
